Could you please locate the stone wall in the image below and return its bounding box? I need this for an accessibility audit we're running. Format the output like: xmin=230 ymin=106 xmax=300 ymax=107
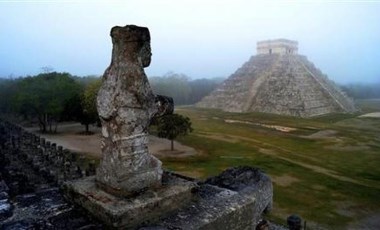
xmin=0 ymin=121 xmax=96 ymax=187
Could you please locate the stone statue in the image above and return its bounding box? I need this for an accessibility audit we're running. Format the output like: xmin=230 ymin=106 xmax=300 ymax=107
xmin=65 ymin=25 xmax=272 ymax=230
xmin=96 ymin=25 xmax=173 ymax=195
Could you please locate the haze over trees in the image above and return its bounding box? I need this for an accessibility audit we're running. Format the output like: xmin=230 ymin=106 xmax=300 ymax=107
xmin=149 ymin=72 xmax=224 ymax=105
xmin=340 ymin=83 xmax=380 ymax=99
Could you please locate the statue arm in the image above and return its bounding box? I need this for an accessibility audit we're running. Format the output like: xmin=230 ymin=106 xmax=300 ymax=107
xmin=154 ymin=95 xmax=174 ymax=117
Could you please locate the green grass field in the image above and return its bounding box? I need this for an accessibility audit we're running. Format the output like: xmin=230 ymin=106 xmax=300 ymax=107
xmin=159 ymin=100 xmax=380 ymax=229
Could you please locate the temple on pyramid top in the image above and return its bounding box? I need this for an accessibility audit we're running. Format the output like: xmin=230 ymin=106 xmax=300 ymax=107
xmin=257 ymin=39 xmax=298 ymax=55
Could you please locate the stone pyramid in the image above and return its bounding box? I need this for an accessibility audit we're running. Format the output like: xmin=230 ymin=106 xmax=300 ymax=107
xmin=197 ymin=39 xmax=357 ymax=117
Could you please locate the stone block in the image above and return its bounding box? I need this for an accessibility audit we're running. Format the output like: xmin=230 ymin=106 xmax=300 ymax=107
xmin=205 ymin=166 xmax=273 ymax=216
xmin=144 ymin=166 xmax=273 ymax=230
xmin=149 ymin=184 xmax=256 ymax=230
xmin=63 ymin=172 xmax=197 ymax=229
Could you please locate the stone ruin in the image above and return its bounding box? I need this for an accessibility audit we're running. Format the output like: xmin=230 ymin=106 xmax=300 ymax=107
xmin=62 ymin=25 xmax=273 ymax=229
xmin=0 ymin=25 xmax=273 ymax=229
xmin=197 ymin=39 xmax=357 ymax=117
xmin=0 ymin=121 xmax=103 ymax=229
xmin=0 ymin=120 xmax=274 ymax=229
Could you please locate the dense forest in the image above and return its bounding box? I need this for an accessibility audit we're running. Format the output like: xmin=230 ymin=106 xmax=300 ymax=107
xmin=0 ymin=71 xmax=378 ymax=132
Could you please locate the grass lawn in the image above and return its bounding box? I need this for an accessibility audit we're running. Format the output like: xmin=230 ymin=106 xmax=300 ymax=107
xmin=159 ymin=100 xmax=380 ymax=229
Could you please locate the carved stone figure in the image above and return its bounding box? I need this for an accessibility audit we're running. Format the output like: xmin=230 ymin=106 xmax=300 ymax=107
xmin=96 ymin=25 xmax=172 ymax=195
xmin=64 ymin=25 xmax=272 ymax=229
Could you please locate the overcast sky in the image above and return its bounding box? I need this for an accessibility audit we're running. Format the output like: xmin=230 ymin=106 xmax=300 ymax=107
xmin=1 ymin=0 xmax=379 ymax=84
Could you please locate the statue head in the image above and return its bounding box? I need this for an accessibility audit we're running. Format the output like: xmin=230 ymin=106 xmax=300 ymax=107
xmin=110 ymin=25 xmax=152 ymax=67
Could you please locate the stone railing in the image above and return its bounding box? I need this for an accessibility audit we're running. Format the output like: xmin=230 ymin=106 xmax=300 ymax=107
xmin=0 ymin=120 xmax=96 ymax=189
xmin=0 ymin=119 xmax=102 ymax=228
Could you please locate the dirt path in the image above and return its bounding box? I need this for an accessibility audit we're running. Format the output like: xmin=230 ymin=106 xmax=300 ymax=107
xmin=359 ymin=112 xmax=380 ymax=118
xmin=25 ymin=123 xmax=198 ymax=159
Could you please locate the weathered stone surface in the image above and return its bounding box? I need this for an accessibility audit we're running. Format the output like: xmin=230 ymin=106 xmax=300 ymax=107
xmin=0 ymin=120 xmax=103 ymax=229
xmin=96 ymin=25 xmax=173 ymax=195
xmin=0 ymin=199 xmax=12 ymax=221
xmin=205 ymin=166 xmax=273 ymax=215
xmin=151 ymin=184 xmax=256 ymax=230
xmin=257 ymin=39 xmax=298 ymax=55
xmin=142 ymin=167 xmax=273 ymax=230
xmin=1 ymin=187 xmax=102 ymax=229
xmin=197 ymin=42 xmax=357 ymax=117
xmin=64 ymin=173 xmax=196 ymax=229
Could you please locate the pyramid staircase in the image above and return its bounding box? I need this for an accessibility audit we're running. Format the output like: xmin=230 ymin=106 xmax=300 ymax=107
xmin=197 ymin=54 xmax=357 ymax=117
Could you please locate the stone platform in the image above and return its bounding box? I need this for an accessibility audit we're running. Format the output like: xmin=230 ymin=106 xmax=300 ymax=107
xmin=144 ymin=166 xmax=273 ymax=229
xmin=63 ymin=172 xmax=197 ymax=229
xmin=64 ymin=167 xmax=272 ymax=230
xmin=147 ymin=183 xmax=256 ymax=229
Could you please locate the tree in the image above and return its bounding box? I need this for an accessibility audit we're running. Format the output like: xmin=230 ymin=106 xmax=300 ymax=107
xmin=11 ymin=72 xmax=82 ymax=132
xmin=0 ymin=78 xmax=17 ymax=114
xmin=80 ymin=78 xmax=102 ymax=133
xmin=156 ymin=113 xmax=193 ymax=151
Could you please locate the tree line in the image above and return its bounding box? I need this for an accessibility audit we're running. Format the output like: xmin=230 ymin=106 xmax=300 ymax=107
xmin=340 ymin=83 xmax=380 ymax=99
xmin=149 ymin=72 xmax=224 ymax=105
xmin=0 ymin=72 xmax=101 ymax=133
xmin=0 ymin=71 xmax=218 ymax=134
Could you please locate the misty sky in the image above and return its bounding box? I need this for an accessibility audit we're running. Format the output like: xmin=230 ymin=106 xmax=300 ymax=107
xmin=1 ymin=1 xmax=379 ymax=84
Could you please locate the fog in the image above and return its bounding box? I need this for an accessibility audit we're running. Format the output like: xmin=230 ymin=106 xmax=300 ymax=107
xmin=0 ymin=1 xmax=379 ymax=84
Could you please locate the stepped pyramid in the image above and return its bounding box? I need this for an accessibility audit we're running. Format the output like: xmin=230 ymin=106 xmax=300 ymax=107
xmin=197 ymin=39 xmax=357 ymax=117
